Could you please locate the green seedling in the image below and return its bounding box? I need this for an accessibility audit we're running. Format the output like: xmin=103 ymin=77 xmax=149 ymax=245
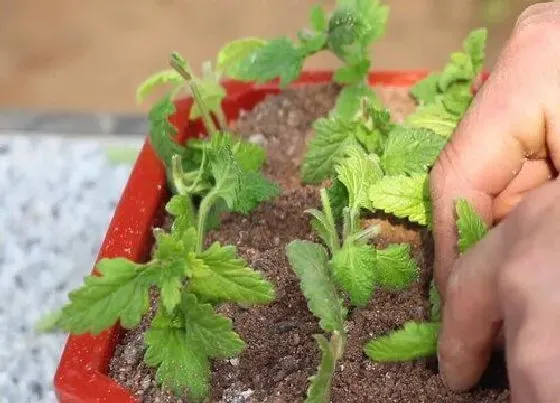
xmin=365 ymin=199 xmax=488 ymax=363
xmin=47 ymin=51 xmax=280 ymax=402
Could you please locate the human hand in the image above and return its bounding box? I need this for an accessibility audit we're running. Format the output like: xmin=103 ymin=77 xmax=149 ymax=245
xmin=429 ymin=3 xmax=560 ymax=402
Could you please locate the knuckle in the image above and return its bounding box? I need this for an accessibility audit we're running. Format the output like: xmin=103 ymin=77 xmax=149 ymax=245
xmin=513 ymin=3 xmax=560 ymax=42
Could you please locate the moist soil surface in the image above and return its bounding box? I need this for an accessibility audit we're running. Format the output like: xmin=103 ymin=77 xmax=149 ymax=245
xmin=108 ymin=83 xmax=510 ymax=402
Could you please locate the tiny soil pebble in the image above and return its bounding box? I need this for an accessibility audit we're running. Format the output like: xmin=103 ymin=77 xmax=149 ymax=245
xmin=108 ymin=83 xmax=510 ymax=402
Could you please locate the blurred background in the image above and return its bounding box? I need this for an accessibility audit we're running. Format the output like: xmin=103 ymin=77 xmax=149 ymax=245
xmin=0 ymin=1 xmax=552 ymax=402
xmin=0 ymin=0 xmax=547 ymax=113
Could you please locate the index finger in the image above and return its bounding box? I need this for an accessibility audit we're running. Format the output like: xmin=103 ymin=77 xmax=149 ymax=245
xmin=429 ymin=20 xmax=557 ymax=297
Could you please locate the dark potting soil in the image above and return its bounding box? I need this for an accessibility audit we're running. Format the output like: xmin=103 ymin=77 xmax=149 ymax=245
xmin=108 ymin=83 xmax=510 ymax=402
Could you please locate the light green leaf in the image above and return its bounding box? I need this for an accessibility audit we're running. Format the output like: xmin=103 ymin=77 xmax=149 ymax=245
xmin=463 ymin=27 xmax=488 ymax=74
xmin=325 ymin=177 xmax=349 ymax=223
xmin=145 ymin=312 xmax=210 ymax=401
xmin=455 ymin=198 xmax=488 ymax=253
xmin=232 ymin=170 xmax=279 ymax=214
xmin=165 ymin=194 xmax=197 ymax=236
xmin=227 ymin=37 xmax=305 ymax=87
xmin=369 ymin=174 xmax=432 ymax=227
xmin=181 ymin=293 xmax=246 ymax=358
xmin=188 ymin=242 xmax=275 ymax=304
xmin=136 ymin=69 xmax=184 ymax=104
xmin=410 ymin=73 xmax=441 ymax=105
xmin=286 ymin=240 xmax=347 ymax=333
xmin=429 ymin=280 xmax=441 ymax=321
xmin=148 ymin=94 xmax=185 ymax=168
xmin=331 ymin=242 xmax=377 ymax=306
xmin=301 ymin=116 xmax=359 ymax=184
xmin=335 ymin=146 xmax=383 ymax=212
xmin=376 ymin=244 xmax=418 ymax=289
xmin=56 ymin=258 xmax=153 ymax=334
xmin=310 ymin=4 xmax=328 ymax=32
xmin=332 ymin=83 xmax=379 ymax=120
xmin=145 ymin=293 xmax=245 ymax=401
xmin=189 ymin=78 xmax=226 ymax=120
xmin=365 ymin=321 xmax=441 ymax=362
xmin=405 ymin=99 xmax=460 ymax=139
xmin=439 ymin=51 xmax=475 ymax=90
xmin=380 ymin=126 xmax=447 ymax=175
xmin=217 ymin=37 xmax=267 ymax=75
xmin=333 ymin=59 xmax=370 ymax=85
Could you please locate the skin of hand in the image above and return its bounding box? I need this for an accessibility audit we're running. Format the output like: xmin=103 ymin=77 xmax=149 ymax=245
xmin=429 ymin=3 xmax=560 ymax=402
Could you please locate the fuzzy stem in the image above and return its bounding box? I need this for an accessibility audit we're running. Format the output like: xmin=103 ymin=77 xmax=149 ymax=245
xmin=215 ymin=107 xmax=229 ymax=132
xmin=170 ymin=53 xmax=219 ymax=137
xmin=196 ymin=191 xmax=218 ymax=252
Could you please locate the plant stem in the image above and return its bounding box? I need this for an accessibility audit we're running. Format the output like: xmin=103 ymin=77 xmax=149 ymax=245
xmin=215 ymin=107 xmax=229 ymax=132
xmin=170 ymin=53 xmax=219 ymax=137
xmin=196 ymin=191 xmax=218 ymax=252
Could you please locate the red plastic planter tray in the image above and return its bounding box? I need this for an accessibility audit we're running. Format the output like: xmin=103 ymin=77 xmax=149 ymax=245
xmin=53 ymin=70 xmax=483 ymax=403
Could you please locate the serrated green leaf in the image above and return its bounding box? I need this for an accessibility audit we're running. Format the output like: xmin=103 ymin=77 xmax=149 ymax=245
xmin=405 ymin=99 xmax=460 ymax=139
xmin=429 ymin=280 xmax=441 ymax=321
xmin=227 ymin=37 xmax=305 ymax=87
xmin=301 ymin=116 xmax=360 ymax=184
xmin=145 ymin=313 xmax=210 ymax=401
xmin=380 ymin=126 xmax=447 ymax=175
xmin=333 ymin=59 xmax=370 ymax=85
xmin=286 ymin=240 xmax=347 ymax=333
xmin=56 ymin=258 xmax=154 ymax=334
xmin=136 ymin=69 xmax=184 ymax=104
xmin=189 ymin=78 xmax=226 ymax=120
xmin=369 ymin=174 xmax=432 ymax=227
xmin=188 ymin=242 xmax=275 ymax=304
xmin=216 ymin=37 xmax=267 ymax=76
xmin=335 ymin=146 xmax=383 ymax=212
xmin=332 ymin=83 xmax=379 ymax=120
xmin=165 ymin=194 xmax=197 ymax=236
xmin=310 ymin=4 xmax=328 ymax=32
xmin=410 ymin=73 xmax=441 ymax=105
xmin=376 ymin=244 xmax=418 ymax=289
xmin=439 ymin=51 xmax=475 ymax=90
xmin=328 ymin=0 xmax=388 ymax=60
xmin=305 ymin=332 xmax=344 ymax=403
xmin=148 ymin=94 xmax=185 ymax=168
xmin=232 ymin=138 xmax=267 ymax=172
xmin=299 ymin=31 xmax=329 ymax=54
xmin=207 ymin=144 xmax=278 ymax=215
xmin=145 ymin=293 xmax=245 ymax=401
xmin=325 ymin=177 xmax=349 ymax=223
xmin=330 ymin=242 xmax=377 ymax=306
xmin=181 ymin=293 xmax=246 ymax=357
xmin=442 ymin=82 xmax=473 ymax=116
xmin=232 ymin=170 xmax=279 ymax=214
xmin=353 ymin=0 xmax=389 ymax=44
xmin=455 ymin=198 xmax=488 ymax=253
xmin=463 ymin=27 xmax=488 ymax=74
xmin=365 ymin=321 xmax=441 ymax=362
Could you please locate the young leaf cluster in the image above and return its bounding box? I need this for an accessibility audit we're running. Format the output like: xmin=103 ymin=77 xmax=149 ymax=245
xmin=406 ymin=28 xmax=488 ymax=138
xmin=52 ymin=51 xmax=279 ymax=401
xmin=364 ymin=199 xmax=488 ymax=363
xmin=217 ymin=0 xmax=388 ymax=90
xmin=286 ymin=145 xmax=419 ymax=402
xmin=303 ymin=101 xmax=442 ymax=228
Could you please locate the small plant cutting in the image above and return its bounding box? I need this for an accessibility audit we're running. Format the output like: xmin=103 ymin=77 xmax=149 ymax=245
xmin=52 ymin=52 xmax=279 ymax=402
xmin=53 ymin=1 xmax=509 ymax=402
